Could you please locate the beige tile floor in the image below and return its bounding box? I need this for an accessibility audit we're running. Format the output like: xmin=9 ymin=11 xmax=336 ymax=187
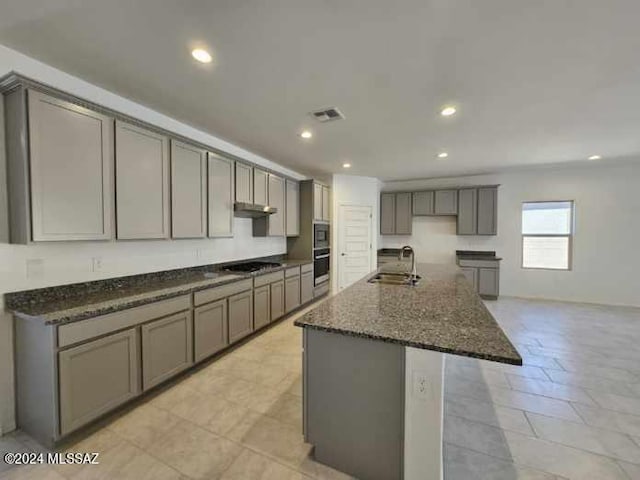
xmin=2 ymin=297 xmax=640 ymax=479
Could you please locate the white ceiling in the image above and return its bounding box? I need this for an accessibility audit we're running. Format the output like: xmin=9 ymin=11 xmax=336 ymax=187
xmin=1 ymin=0 xmax=640 ymax=180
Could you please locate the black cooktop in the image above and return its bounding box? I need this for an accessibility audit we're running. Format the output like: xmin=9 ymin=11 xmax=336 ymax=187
xmin=225 ymin=261 xmax=282 ymax=273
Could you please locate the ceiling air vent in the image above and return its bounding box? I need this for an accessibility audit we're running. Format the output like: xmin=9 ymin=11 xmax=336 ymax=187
xmin=310 ymin=107 xmax=345 ymax=123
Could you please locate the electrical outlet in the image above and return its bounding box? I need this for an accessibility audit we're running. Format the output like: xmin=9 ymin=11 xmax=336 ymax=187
xmin=26 ymin=258 xmax=44 ymax=279
xmin=92 ymin=257 xmax=103 ymax=272
xmin=412 ymin=370 xmax=431 ymax=401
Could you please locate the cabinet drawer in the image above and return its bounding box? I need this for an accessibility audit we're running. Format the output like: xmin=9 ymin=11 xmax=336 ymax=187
xmin=194 ymin=299 xmax=228 ymax=362
xmin=458 ymin=259 xmax=500 ymax=269
xmin=59 ymin=328 xmax=139 ymax=435
xmin=58 ymin=294 xmax=191 ymax=348
xmin=301 ymin=263 xmax=313 ymax=274
xmin=193 ymin=279 xmax=252 ymax=306
xmin=285 ymin=266 xmax=301 ymax=278
xmin=141 ymin=311 xmax=193 ymax=390
xmin=254 ymin=270 xmax=285 ymax=288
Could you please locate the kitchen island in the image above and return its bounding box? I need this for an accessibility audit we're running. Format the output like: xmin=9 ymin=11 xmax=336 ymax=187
xmin=294 ymin=262 xmax=521 ymax=480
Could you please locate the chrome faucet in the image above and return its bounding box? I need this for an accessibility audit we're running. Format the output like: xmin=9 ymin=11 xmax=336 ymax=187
xmin=399 ymin=245 xmax=418 ymax=284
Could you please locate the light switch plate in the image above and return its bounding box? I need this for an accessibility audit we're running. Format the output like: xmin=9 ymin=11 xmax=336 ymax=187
xmin=91 ymin=257 xmax=103 ymax=272
xmin=412 ymin=370 xmax=431 ymax=401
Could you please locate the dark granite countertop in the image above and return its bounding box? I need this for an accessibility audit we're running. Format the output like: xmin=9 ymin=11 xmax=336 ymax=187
xmin=8 ymin=259 xmax=313 ymax=326
xmin=294 ymin=262 xmax=521 ymax=365
xmin=456 ymin=250 xmax=502 ymax=261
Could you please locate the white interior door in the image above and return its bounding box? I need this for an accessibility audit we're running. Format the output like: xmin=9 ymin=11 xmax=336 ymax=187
xmin=338 ymin=205 xmax=373 ymax=290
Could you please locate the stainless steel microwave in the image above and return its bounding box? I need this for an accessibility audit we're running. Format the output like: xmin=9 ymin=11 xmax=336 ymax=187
xmin=314 ymin=223 xmax=330 ymax=248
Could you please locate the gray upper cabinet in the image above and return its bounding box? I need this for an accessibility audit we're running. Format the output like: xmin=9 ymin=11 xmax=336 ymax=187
xmin=58 ymin=328 xmax=139 ymax=436
xmin=171 ymin=141 xmax=207 ymax=238
xmin=268 ymin=174 xmax=285 ymax=236
xmin=235 ymin=162 xmax=253 ymax=204
xmin=228 ymin=290 xmax=254 ymax=343
xmin=478 ymin=267 xmax=500 ymax=298
xmin=322 ymin=186 xmax=331 ymax=222
xmin=254 ymin=168 xmax=269 ymax=205
xmin=208 ymin=152 xmax=235 ymax=237
xmin=194 ymin=299 xmax=228 ymax=363
xmin=434 ymin=190 xmax=458 ymax=215
xmin=380 ymin=192 xmax=412 ymax=235
xmin=395 ymin=192 xmax=412 ymax=235
xmin=313 ymin=183 xmax=323 ymax=221
xmin=286 ymin=179 xmax=300 ymax=237
xmin=115 ymin=121 xmax=170 ymax=239
xmin=457 ymin=188 xmax=478 ymax=235
xmin=25 ymin=90 xmax=114 ymax=242
xmin=412 ymin=191 xmax=434 ymax=216
xmin=477 ymin=187 xmax=498 ymax=235
xmin=141 ymin=310 xmax=193 ymax=391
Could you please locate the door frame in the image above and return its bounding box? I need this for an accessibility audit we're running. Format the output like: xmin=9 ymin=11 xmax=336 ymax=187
xmin=336 ymin=203 xmax=374 ymax=291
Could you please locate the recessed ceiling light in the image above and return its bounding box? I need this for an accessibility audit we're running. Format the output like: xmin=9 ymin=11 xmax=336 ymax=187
xmin=300 ymin=130 xmax=313 ymax=139
xmin=437 ymin=152 xmax=449 ymax=158
xmin=588 ymin=154 xmax=602 ymax=160
xmin=440 ymin=106 xmax=457 ymax=117
xmin=342 ymin=163 xmax=351 ymax=169
xmin=191 ymin=48 xmax=212 ymax=63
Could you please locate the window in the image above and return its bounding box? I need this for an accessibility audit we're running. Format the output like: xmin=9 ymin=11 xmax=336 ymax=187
xmin=522 ymin=201 xmax=574 ymax=270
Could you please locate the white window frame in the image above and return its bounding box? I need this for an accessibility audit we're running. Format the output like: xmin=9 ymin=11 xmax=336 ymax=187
xmin=521 ymin=200 xmax=574 ymax=271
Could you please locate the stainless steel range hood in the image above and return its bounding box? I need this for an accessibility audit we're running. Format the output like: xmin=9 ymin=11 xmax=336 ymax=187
xmin=234 ymin=202 xmax=278 ymax=218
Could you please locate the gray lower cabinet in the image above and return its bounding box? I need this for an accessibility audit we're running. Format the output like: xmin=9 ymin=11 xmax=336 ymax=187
xmin=478 ymin=268 xmax=500 ymax=298
xmin=434 ymin=190 xmax=458 ymax=215
xmin=285 ymin=275 xmax=301 ymax=313
xmin=194 ymin=299 xmax=228 ymax=363
xmin=412 ymin=191 xmax=434 ymax=216
xmin=208 ymin=152 xmax=235 ymax=237
xmin=235 ymin=162 xmax=253 ymax=204
xmin=460 ymin=267 xmax=478 ymax=290
xmin=301 ymin=271 xmax=314 ymax=305
xmin=271 ymin=280 xmax=285 ymax=321
xmin=254 ymin=285 xmax=271 ymax=330
xmin=59 ymin=328 xmax=139 ymax=436
xmin=228 ymin=290 xmax=254 ymax=343
xmin=115 ymin=121 xmax=170 ymax=239
xmin=171 ymin=140 xmax=207 ymax=238
xmin=141 ymin=311 xmax=193 ymax=391
xmin=457 ymin=188 xmax=478 ymax=235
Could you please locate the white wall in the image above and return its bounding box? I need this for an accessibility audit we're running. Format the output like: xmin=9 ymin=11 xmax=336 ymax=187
xmin=331 ymin=174 xmax=382 ymax=292
xmin=381 ymin=162 xmax=640 ymax=307
xmin=0 ymin=45 xmax=305 ymax=434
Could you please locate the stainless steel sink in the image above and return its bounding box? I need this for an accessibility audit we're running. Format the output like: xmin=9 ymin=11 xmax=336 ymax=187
xmin=368 ymin=272 xmax=421 ymax=286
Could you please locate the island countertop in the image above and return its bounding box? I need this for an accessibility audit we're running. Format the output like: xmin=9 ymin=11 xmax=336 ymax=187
xmin=294 ymin=262 xmax=522 ymax=365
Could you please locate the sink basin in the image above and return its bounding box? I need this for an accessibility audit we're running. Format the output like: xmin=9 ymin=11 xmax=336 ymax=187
xmin=368 ymin=272 xmax=421 ymax=286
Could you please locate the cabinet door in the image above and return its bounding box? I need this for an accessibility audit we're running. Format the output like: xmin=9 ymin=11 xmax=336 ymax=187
xmin=27 ymin=90 xmax=114 ymax=241
xmin=271 ymin=280 xmax=285 ymax=321
xmin=395 ymin=192 xmax=412 ymax=235
xmin=254 ymin=285 xmax=271 ymax=330
xmin=171 ymin=140 xmax=207 ymax=238
xmin=194 ymin=299 xmax=228 ymax=362
xmin=115 ymin=121 xmax=169 ymax=239
xmin=457 ymin=188 xmax=478 ymax=235
xmin=478 ymin=268 xmax=499 ymax=298
xmin=380 ymin=193 xmax=396 ymax=235
xmin=412 ymin=191 xmax=434 ymax=216
xmin=229 ymin=290 xmax=254 ymax=343
xmin=59 ymin=328 xmax=139 ymax=435
xmin=477 ymin=187 xmax=498 ymax=235
xmin=208 ymin=152 xmax=234 ymax=237
xmin=141 ymin=311 xmax=193 ymax=390
xmin=268 ymin=174 xmax=285 ymax=236
xmin=254 ymin=168 xmax=269 ymax=205
xmin=434 ymin=190 xmax=458 ymax=215
xmin=301 ymin=271 xmax=314 ymax=305
xmin=322 ymin=186 xmax=331 ymax=221
xmin=235 ymin=162 xmax=253 ymax=204
xmin=285 ymin=275 xmax=301 ymax=313
xmin=460 ymin=267 xmax=478 ymax=291
xmin=286 ymin=180 xmax=300 ymax=237
xmin=313 ymin=183 xmax=323 ymax=221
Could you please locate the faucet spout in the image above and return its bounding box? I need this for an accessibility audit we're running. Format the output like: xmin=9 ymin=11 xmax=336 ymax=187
xmin=399 ymin=245 xmax=418 ymax=285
